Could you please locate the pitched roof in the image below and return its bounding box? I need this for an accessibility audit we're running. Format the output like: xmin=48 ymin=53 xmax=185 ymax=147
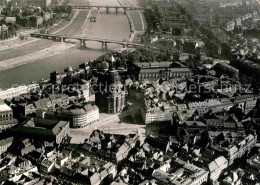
xmin=215 ymin=156 xmax=228 ymax=167
xmin=90 ymin=173 xmax=101 ymax=185
xmin=0 ymin=100 xmax=12 ymax=112
xmin=140 ymin=67 xmax=191 ymax=74
xmin=134 ymin=62 xmax=173 ymax=68
xmin=209 ymin=161 xmax=218 ymax=172
xmin=183 ymin=121 xmax=206 ymax=127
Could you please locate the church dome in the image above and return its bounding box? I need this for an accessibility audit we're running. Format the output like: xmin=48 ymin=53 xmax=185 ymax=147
xmin=101 ymin=61 xmax=109 ymax=71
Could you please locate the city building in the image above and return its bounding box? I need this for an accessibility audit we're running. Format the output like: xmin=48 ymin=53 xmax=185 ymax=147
xmin=32 ymin=16 xmax=44 ymax=28
xmin=145 ymin=135 xmax=170 ymax=152
xmin=95 ymin=57 xmax=127 ymax=114
xmin=178 ymin=121 xmax=207 ymax=132
xmin=152 ymin=158 xmax=209 ymax=184
xmin=247 ymin=153 xmax=260 ymax=170
xmin=208 ymin=156 xmax=228 ymax=183
xmin=179 ymin=52 xmax=190 ymax=62
xmin=16 ymin=103 xmax=36 ymax=116
xmin=0 ymin=24 xmax=8 ymax=40
xmin=0 ymin=137 xmax=13 ymax=155
xmin=128 ymin=62 xmax=192 ymax=81
xmin=0 ymin=100 xmax=16 ymax=129
xmin=0 ymin=0 xmax=260 ymax=184
xmin=212 ymin=62 xmax=239 ymax=78
xmin=85 ymin=130 xmax=139 ymax=162
xmin=211 ymin=133 xmax=257 ymax=165
xmin=187 ymin=75 xmax=219 ymax=91
xmin=8 ymin=118 xmax=70 ymax=144
xmin=79 ymin=80 xmax=91 ymax=101
xmin=188 ymin=99 xmax=233 ymax=115
xmin=37 ymin=104 xmax=99 ymax=128
xmin=0 ymin=84 xmax=39 ymax=100
xmin=141 ymin=100 xmax=174 ymax=124
xmin=50 ymin=63 xmax=91 ymax=84
xmin=115 ymin=134 xmax=139 ymax=162
xmin=33 ymin=94 xmax=70 ymax=111
xmin=90 ymin=162 xmax=116 ymax=185
xmin=40 ymin=159 xmax=54 ymax=174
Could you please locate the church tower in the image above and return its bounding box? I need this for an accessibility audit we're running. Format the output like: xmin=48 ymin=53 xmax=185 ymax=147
xmin=95 ymin=55 xmax=126 ymax=114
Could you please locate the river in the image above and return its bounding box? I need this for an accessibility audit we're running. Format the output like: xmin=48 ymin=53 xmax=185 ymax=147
xmin=0 ymin=0 xmax=130 ymax=89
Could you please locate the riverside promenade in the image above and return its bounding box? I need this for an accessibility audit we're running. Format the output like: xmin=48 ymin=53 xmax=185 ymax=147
xmin=117 ymin=0 xmax=146 ymax=43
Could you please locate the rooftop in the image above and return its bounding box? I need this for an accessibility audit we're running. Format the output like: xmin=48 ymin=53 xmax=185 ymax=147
xmin=9 ymin=118 xmax=69 ymax=138
xmin=134 ymin=62 xmax=173 ymax=68
xmin=0 ymin=85 xmax=28 ymax=95
xmin=0 ymin=100 xmax=12 ymax=112
xmin=0 ymin=137 xmax=13 ymax=146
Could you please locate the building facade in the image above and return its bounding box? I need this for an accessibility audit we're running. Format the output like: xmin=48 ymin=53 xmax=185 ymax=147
xmin=0 ymin=100 xmax=15 ymax=128
xmin=208 ymin=156 xmax=228 ymax=183
xmin=37 ymin=104 xmax=99 ymax=128
xmin=152 ymin=158 xmax=209 ymax=185
xmin=0 ymin=137 xmax=13 ymax=155
xmin=227 ymin=134 xmax=257 ymax=165
xmin=53 ymin=120 xmax=70 ymax=144
xmin=128 ymin=62 xmax=192 ymax=81
xmin=71 ymin=105 xmax=99 ymax=128
xmin=8 ymin=119 xmax=70 ymax=144
xmin=50 ymin=63 xmax=90 ymax=84
xmin=95 ymin=58 xmax=126 ymax=114
xmin=0 ymin=84 xmax=39 ymax=100
xmin=141 ymin=101 xmax=174 ymax=124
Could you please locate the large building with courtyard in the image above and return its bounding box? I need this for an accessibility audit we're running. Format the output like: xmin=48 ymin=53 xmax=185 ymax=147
xmin=8 ymin=118 xmax=69 ymax=144
xmin=128 ymin=62 xmax=192 ymax=81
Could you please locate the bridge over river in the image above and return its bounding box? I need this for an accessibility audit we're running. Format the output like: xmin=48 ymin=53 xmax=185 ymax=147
xmin=70 ymin=5 xmax=145 ymax=14
xmin=30 ymin=33 xmax=144 ymax=50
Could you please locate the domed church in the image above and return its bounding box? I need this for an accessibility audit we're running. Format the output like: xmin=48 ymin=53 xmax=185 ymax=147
xmin=95 ymin=55 xmax=127 ymax=114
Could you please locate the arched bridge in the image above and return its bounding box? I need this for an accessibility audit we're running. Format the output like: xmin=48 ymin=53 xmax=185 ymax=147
xmin=30 ymin=33 xmax=144 ymax=50
xmin=70 ymin=5 xmax=145 ymax=13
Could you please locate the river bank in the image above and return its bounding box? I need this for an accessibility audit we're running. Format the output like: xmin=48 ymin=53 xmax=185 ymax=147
xmin=0 ymin=29 xmax=39 ymax=52
xmin=0 ymin=0 xmax=131 ymax=89
xmin=0 ymin=43 xmax=75 ymax=71
xmin=0 ymin=10 xmax=89 ymax=70
xmin=118 ymin=0 xmax=146 ymax=43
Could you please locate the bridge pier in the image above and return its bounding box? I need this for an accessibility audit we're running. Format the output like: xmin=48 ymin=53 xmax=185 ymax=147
xmin=115 ymin=7 xmax=118 ymax=14
xmin=80 ymin=39 xmax=86 ymax=49
xmin=102 ymin=42 xmax=107 ymax=50
xmin=123 ymin=43 xmax=127 ymax=48
xmin=90 ymin=17 xmax=96 ymax=22
xmin=61 ymin=37 xmax=67 ymax=42
xmin=54 ymin=36 xmax=61 ymax=42
xmin=106 ymin=7 xmax=109 ymax=13
xmin=130 ymin=23 xmax=134 ymax=32
xmin=123 ymin=8 xmax=126 ymax=14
